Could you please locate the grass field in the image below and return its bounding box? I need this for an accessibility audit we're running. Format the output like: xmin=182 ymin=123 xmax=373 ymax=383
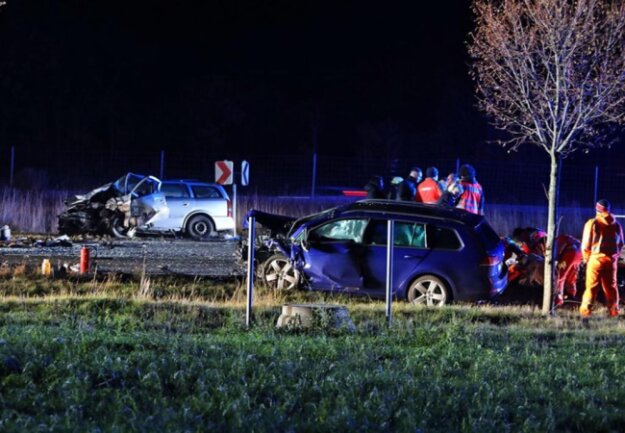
xmin=1 ymin=274 xmax=625 ymax=432
xmin=0 ymin=189 xmax=616 ymax=431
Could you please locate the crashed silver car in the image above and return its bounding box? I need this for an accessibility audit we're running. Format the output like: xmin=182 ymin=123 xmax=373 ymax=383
xmin=58 ymin=173 xmax=169 ymax=237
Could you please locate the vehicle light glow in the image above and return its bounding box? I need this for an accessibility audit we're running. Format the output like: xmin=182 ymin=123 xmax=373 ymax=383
xmin=342 ymin=190 xmax=367 ymax=197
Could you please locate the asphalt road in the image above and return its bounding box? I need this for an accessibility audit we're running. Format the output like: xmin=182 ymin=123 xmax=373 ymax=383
xmin=0 ymin=237 xmax=244 ymax=278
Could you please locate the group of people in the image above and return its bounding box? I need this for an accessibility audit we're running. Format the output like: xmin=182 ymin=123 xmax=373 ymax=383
xmin=363 ymin=163 xmax=485 ymax=215
xmin=506 ymin=199 xmax=624 ymax=317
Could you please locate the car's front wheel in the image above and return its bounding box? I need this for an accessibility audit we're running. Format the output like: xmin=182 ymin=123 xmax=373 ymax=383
xmin=110 ymin=214 xmax=135 ymax=238
xmin=186 ymin=215 xmax=215 ymax=240
xmin=262 ymin=254 xmax=300 ymax=291
xmin=407 ymin=275 xmax=450 ymax=306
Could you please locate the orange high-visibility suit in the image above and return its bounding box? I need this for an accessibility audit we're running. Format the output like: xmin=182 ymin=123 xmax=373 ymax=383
xmin=580 ymin=208 xmax=624 ymax=317
xmin=416 ymin=177 xmax=442 ymax=204
xmin=554 ymin=235 xmax=582 ymax=305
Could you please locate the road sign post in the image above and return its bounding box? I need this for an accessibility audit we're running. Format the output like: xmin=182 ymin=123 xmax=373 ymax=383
xmin=246 ymin=214 xmax=256 ymax=327
xmin=232 ymin=182 xmax=237 ymax=235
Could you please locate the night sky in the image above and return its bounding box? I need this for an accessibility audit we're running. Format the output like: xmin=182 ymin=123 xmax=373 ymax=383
xmin=0 ymin=0 xmax=620 ymax=187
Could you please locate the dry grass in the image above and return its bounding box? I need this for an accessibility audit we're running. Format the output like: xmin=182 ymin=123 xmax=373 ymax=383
xmin=486 ymin=203 xmax=587 ymax=237
xmin=0 ymin=187 xmax=68 ymax=233
xmin=0 ymin=187 xmax=591 ymax=238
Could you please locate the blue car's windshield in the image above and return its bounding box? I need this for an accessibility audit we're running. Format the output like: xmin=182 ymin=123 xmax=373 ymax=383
xmin=288 ymin=206 xmax=340 ymax=238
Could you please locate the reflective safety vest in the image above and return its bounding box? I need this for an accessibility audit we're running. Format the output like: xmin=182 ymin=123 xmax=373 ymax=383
xmin=416 ymin=178 xmax=442 ymax=204
xmin=457 ymin=180 xmax=484 ymax=215
xmin=555 ymin=234 xmax=581 ymax=260
xmin=582 ymin=213 xmax=624 ymax=261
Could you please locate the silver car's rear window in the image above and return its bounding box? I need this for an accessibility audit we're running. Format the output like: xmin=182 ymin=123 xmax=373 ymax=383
xmin=161 ymin=183 xmax=191 ymax=198
xmin=192 ymin=185 xmax=223 ymax=199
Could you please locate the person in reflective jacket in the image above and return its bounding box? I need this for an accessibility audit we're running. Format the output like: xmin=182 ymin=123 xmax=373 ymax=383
xmin=456 ymin=164 xmax=484 ymax=215
xmin=580 ymin=199 xmax=624 ymax=317
xmin=533 ymin=234 xmax=583 ymax=306
xmin=416 ymin=167 xmax=443 ymax=203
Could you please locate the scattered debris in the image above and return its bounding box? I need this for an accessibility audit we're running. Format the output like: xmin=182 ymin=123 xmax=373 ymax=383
xmin=0 ymin=225 xmax=10 ymax=241
xmin=41 ymin=259 xmax=52 ymax=277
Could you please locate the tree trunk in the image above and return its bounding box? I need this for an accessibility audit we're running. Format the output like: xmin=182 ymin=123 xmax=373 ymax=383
xmin=542 ymin=152 xmax=559 ymax=314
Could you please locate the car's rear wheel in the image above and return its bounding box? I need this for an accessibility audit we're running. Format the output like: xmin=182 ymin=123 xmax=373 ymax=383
xmin=186 ymin=215 xmax=215 ymax=240
xmin=407 ymin=275 xmax=450 ymax=306
xmin=263 ymin=254 xmax=300 ymax=291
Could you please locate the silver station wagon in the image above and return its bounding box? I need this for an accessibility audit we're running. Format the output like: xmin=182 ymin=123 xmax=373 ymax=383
xmin=146 ymin=180 xmax=235 ymax=239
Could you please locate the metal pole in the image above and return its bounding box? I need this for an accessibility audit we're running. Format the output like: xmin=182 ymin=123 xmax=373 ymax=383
xmin=385 ymin=219 xmax=395 ymax=325
xmin=593 ymin=165 xmax=599 ymax=205
xmin=159 ymin=150 xmax=165 ymax=179
xmin=246 ymin=215 xmax=256 ymax=327
xmin=9 ymin=145 xmax=15 ymax=187
xmin=311 ymin=152 xmax=317 ymax=198
xmin=232 ymin=183 xmax=238 ymax=236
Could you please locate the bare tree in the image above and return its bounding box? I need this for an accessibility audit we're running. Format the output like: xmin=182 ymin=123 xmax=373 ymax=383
xmin=468 ymin=0 xmax=625 ymax=314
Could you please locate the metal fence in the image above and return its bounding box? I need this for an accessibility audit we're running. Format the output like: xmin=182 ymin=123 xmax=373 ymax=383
xmin=2 ymin=145 xmax=624 ymax=208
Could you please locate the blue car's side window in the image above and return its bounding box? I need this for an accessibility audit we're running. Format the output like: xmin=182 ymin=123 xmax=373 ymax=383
xmin=396 ymin=222 xmax=425 ymax=247
xmin=365 ymin=220 xmax=426 ymax=248
xmin=310 ymin=219 xmax=367 ymax=243
xmin=426 ymin=225 xmax=462 ymax=250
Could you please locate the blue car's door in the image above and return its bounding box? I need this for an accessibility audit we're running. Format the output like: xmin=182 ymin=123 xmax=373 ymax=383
xmin=360 ymin=219 xmax=428 ymax=295
xmin=300 ymin=218 xmax=368 ymax=292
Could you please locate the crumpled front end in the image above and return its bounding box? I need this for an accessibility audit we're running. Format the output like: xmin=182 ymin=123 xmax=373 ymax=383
xmin=58 ymin=173 xmax=167 ymax=237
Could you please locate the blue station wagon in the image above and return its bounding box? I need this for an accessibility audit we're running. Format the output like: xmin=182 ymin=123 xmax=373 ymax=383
xmin=247 ymin=200 xmax=507 ymax=306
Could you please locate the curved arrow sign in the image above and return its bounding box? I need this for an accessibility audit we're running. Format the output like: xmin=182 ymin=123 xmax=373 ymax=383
xmin=215 ymin=160 xmax=233 ymax=185
xmin=241 ymin=160 xmax=249 ymax=186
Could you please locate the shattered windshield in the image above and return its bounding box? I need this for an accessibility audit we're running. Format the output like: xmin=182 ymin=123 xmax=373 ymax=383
xmin=288 ymin=207 xmax=339 ymax=238
xmin=111 ymin=173 xmax=159 ymax=196
xmin=310 ymin=218 xmax=368 ymax=243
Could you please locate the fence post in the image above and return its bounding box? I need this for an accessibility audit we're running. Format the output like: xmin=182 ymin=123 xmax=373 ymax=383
xmin=246 ymin=214 xmax=256 ymax=328
xmin=232 ymin=183 xmax=238 ymax=235
xmin=9 ymin=145 xmax=15 ymax=187
xmin=593 ymin=165 xmax=599 ymax=205
xmin=311 ymin=152 xmax=317 ymax=198
xmin=159 ymin=150 xmax=165 ymax=179
xmin=385 ymin=219 xmax=395 ymax=325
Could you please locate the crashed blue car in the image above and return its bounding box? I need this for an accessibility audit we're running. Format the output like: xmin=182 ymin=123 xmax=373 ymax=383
xmin=245 ymin=200 xmax=507 ymax=306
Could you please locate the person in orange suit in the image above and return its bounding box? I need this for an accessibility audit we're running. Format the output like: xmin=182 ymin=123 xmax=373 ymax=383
xmin=580 ymin=199 xmax=624 ymax=317
xmin=534 ymin=234 xmax=583 ymax=306
xmin=416 ymin=167 xmax=443 ymax=204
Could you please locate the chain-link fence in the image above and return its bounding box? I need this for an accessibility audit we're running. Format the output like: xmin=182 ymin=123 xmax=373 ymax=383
xmin=2 ymin=146 xmax=623 ymax=208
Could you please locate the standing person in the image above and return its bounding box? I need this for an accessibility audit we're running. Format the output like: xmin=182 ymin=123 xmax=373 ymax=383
xmin=456 ymin=164 xmax=484 ymax=215
xmin=364 ymin=175 xmax=385 ymax=199
xmin=580 ymin=199 xmax=624 ymax=317
xmin=387 ymin=176 xmax=403 ymax=200
xmin=397 ymin=167 xmax=422 ymax=201
xmin=416 ymin=167 xmax=443 ymax=203
xmin=437 ymin=173 xmax=463 ymax=207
